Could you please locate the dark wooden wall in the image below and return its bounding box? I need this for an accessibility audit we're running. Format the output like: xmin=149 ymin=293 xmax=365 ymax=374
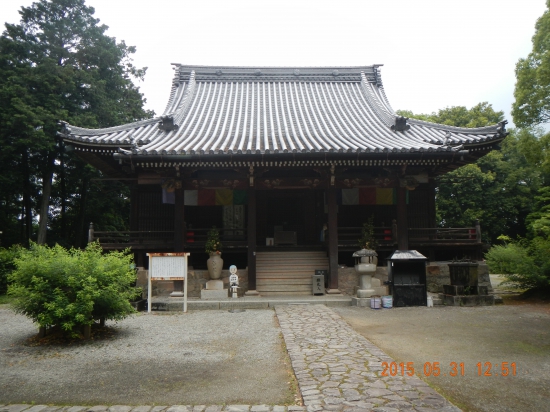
xmin=407 ymin=183 xmax=436 ymax=228
xmin=138 ymin=186 xmax=174 ymax=232
xmin=338 ymin=205 xmax=397 ymax=228
xmin=256 ymin=189 xmax=322 ymax=245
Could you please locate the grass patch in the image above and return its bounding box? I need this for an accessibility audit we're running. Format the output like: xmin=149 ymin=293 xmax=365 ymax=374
xmin=0 ymin=294 xmax=14 ymax=305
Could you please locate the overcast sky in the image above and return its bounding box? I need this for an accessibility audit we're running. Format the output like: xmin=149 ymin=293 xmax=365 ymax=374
xmin=1 ymin=0 xmax=547 ymax=128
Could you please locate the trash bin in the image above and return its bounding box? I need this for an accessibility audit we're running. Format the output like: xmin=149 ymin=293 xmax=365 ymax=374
xmin=313 ymin=270 xmax=326 ymax=295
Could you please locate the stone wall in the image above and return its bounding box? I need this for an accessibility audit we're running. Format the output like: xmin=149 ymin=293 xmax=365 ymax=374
xmin=136 ymin=267 xmax=249 ymax=298
xmin=138 ymin=262 xmax=498 ymax=298
xmin=337 ymin=266 xmax=388 ymax=296
xmin=337 ymin=261 xmax=492 ymax=296
xmin=426 ymin=261 xmax=492 ymax=293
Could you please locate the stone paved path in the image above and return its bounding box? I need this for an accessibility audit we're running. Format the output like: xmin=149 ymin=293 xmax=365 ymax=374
xmin=275 ymin=305 xmax=461 ymax=412
xmin=0 ymin=305 xmax=461 ymax=412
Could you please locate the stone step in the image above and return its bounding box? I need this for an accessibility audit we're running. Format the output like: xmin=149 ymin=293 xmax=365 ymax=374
xmin=257 ymin=278 xmax=314 ymax=285
xmin=256 ymin=251 xmax=329 ymax=295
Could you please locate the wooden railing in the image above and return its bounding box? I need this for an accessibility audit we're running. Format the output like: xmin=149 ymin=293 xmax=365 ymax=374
xmin=182 ymin=227 xmax=247 ymax=247
xmin=89 ymin=221 xmax=481 ymax=250
xmin=337 ymin=225 xmax=397 ymax=248
xmin=88 ymin=223 xmax=247 ymax=249
xmin=408 ymin=221 xmax=481 ymax=244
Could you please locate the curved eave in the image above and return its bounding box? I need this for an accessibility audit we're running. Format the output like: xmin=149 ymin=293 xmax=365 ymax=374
xmin=58 ymin=65 xmax=507 ymax=162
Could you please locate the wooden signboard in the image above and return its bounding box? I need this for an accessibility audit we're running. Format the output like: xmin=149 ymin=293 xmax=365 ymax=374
xmin=147 ymin=252 xmax=190 ymax=313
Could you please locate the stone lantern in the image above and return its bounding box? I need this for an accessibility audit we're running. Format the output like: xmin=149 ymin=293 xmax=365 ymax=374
xmin=353 ymin=248 xmax=378 ymax=298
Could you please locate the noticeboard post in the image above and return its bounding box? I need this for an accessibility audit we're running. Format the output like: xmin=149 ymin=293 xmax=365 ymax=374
xmin=147 ymin=253 xmax=190 ymax=313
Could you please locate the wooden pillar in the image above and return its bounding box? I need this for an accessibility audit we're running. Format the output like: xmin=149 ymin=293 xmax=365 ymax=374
xmin=172 ymin=185 xmax=185 ymax=296
xmin=245 ymin=186 xmax=259 ymax=295
xmin=475 ymin=219 xmax=482 ymax=261
xmin=396 ymin=187 xmax=409 ymax=250
xmin=130 ymin=184 xmax=142 ymax=267
xmin=88 ymin=222 xmax=94 ymax=244
xmin=174 ymin=185 xmax=185 ymax=252
xmin=327 ymin=186 xmax=340 ymax=293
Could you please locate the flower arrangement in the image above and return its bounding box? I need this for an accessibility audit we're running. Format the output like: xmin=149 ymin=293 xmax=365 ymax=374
xmin=358 ymin=215 xmax=378 ymax=250
xmin=205 ymin=226 xmax=223 ymax=255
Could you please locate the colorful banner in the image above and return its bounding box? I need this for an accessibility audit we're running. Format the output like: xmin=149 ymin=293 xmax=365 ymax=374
xmin=233 ymin=190 xmax=248 ymax=205
xmin=215 ymin=189 xmax=233 ymax=206
xmin=339 ymin=188 xmax=401 ymax=205
xmin=198 ymin=189 xmax=216 ymax=206
xmin=178 ymin=189 xmax=250 ymax=206
xmin=342 ymin=188 xmax=359 ymax=205
xmin=184 ymin=190 xmax=198 ymax=206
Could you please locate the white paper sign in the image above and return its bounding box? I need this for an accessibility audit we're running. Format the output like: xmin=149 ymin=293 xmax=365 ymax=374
xmin=150 ymin=255 xmax=186 ymax=280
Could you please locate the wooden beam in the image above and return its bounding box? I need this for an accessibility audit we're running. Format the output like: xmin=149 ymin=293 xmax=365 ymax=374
xmin=172 ymin=185 xmax=185 ymax=296
xmin=327 ymin=186 xmax=340 ymax=292
xmin=174 ymin=186 xmax=185 ymax=252
xmin=246 ymin=186 xmax=258 ymax=293
xmin=397 ymin=187 xmax=409 ymax=250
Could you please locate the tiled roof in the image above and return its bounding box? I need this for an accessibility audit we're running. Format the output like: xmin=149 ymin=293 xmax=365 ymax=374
xmin=59 ymin=65 xmax=507 ymax=156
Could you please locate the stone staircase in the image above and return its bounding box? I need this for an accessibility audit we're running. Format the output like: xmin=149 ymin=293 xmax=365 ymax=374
xmin=256 ymin=251 xmax=329 ymax=296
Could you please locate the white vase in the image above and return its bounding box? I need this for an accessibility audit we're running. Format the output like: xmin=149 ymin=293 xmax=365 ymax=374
xmin=207 ymin=252 xmax=223 ymax=279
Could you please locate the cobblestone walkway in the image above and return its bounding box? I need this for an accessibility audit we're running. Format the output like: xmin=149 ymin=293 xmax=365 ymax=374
xmin=275 ymin=305 xmax=461 ymax=412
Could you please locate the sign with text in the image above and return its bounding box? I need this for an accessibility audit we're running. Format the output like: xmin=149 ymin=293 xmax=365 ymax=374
xmin=148 ymin=253 xmax=187 ymax=280
xmin=146 ymin=252 xmax=190 ymax=313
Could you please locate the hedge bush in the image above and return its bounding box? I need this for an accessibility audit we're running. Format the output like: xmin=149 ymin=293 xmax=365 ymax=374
xmin=0 ymin=245 xmax=21 ymax=295
xmin=485 ymin=237 xmax=550 ymax=292
xmin=8 ymin=242 xmax=138 ymax=335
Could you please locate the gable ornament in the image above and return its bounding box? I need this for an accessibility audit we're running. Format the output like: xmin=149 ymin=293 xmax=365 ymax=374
xmin=391 ymin=116 xmax=410 ymax=132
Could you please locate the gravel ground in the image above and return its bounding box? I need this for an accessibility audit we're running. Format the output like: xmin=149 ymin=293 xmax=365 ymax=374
xmin=333 ymin=303 xmax=550 ymax=412
xmin=0 ymin=308 xmax=296 ymax=406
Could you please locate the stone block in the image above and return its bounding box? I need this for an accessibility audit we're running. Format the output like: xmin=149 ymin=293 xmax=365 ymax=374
xmin=426 ymin=262 xmax=450 ymax=293
xmin=443 ymin=284 xmax=464 ymax=296
xmin=219 ymin=300 xmax=269 ymax=310
xmin=336 ymin=267 xmax=358 ymax=296
xmin=443 ymin=294 xmax=495 ymax=306
xmin=187 ymin=300 xmax=221 ymax=310
xmin=23 ymin=407 xmax=49 ymax=412
xmin=108 ymin=407 xmax=132 ymax=412
xmin=351 ymin=297 xmax=370 ymax=307
xmin=356 ymin=289 xmax=375 ymax=298
xmin=373 ymin=286 xmax=388 ymax=295
xmin=206 ymin=280 xmax=224 ymax=290
xmin=477 ymin=263 xmax=493 ymax=292
xmin=200 ymin=289 xmax=228 ymax=300
xmin=136 ymin=267 xmax=148 ymax=291
xmin=477 ymin=286 xmax=489 ymax=295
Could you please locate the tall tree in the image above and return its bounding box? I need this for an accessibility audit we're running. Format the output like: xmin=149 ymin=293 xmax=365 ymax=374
xmin=399 ymin=104 xmax=542 ymax=244
xmin=398 ymin=102 xmax=503 ymax=128
xmin=0 ymin=0 xmax=153 ymax=245
xmin=512 ymin=0 xmax=550 ymax=127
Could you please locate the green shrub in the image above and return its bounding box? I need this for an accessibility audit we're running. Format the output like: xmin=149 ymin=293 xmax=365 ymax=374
xmin=0 ymin=245 xmax=21 ymax=295
xmin=8 ymin=242 xmax=138 ymax=335
xmin=485 ymin=238 xmax=550 ymax=291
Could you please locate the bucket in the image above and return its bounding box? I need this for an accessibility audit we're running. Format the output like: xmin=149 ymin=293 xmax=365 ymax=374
xmin=427 ymin=296 xmax=434 ymax=307
xmin=370 ymin=295 xmax=381 ymax=309
xmin=382 ymin=295 xmax=393 ymax=309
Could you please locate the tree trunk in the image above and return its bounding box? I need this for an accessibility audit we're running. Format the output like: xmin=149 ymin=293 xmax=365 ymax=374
xmin=37 ymin=152 xmax=55 ymax=245
xmin=75 ymin=176 xmax=89 ymax=247
xmin=22 ymin=150 xmax=32 ymax=246
xmin=60 ymin=149 xmax=67 ymax=241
